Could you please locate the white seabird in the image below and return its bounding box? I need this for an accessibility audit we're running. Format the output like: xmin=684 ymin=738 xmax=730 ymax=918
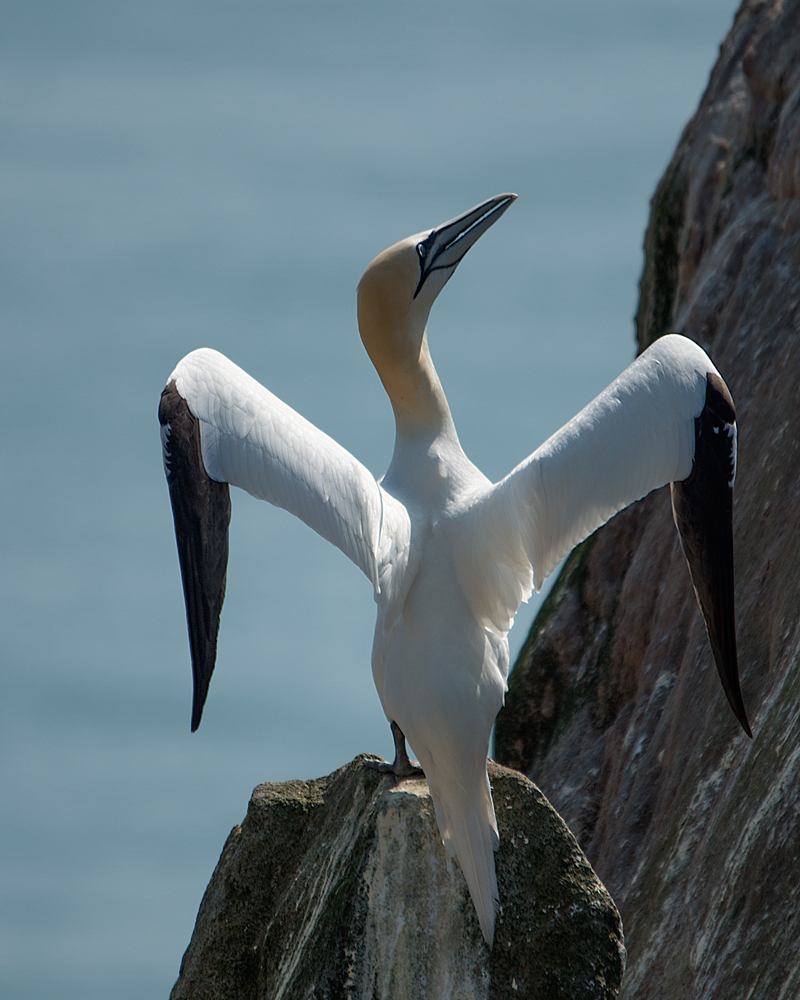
xmin=159 ymin=193 xmax=750 ymax=945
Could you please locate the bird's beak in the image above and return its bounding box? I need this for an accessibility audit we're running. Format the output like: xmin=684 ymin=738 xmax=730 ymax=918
xmin=414 ymin=193 xmax=517 ymax=299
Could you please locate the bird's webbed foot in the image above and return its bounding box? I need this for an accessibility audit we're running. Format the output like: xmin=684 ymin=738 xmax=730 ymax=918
xmin=365 ymin=720 xmax=425 ymax=778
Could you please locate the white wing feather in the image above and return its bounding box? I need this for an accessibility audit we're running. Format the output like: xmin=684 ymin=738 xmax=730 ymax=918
xmin=463 ymin=336 xmax=714 ymax=634
xmin=169 ymin=348 xmax=394 ymax=590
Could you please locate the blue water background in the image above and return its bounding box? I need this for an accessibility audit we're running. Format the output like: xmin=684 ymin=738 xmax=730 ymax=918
xmin=1 ymin=2 xmax=739 ymax=995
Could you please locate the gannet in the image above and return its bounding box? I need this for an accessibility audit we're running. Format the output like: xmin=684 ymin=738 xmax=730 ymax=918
xmin=159 ymin=193 xmax=749 ymax=945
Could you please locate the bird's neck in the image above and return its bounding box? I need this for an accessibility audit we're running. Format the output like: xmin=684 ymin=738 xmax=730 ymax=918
xmin=378 ymin=332 xmax=486 ymax=506
xmin=381 ymin=332 xmax=454 ymax=438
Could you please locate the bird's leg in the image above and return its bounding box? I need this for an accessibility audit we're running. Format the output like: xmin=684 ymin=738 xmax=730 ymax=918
xmin=389 ymin=721 xmax=425 ymax=777
xmin=366 ymin=720 xmax=425 ymax=778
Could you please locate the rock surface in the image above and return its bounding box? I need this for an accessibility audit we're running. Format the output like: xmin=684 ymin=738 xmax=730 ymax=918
xmin=171 ymin=757 xmax=624 ymax=1000
xmin=495 ymin=2 xmax=800 ymax=998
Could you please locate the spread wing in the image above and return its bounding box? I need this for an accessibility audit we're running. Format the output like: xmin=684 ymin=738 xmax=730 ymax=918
xmin=474 ymin=334 xmax=749 ymax=734
xmin=159 ymin=347 xmax=392 ymax=730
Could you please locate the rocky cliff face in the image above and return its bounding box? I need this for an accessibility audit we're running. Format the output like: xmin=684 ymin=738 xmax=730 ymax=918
xmin=495 ymin=2 xmax=800 ymax=998
xmin=171 ymin=758 xmax=624 ymax=1000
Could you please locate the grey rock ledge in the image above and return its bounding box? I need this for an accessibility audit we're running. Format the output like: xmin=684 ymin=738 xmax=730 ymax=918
xmin=171 ymin=756 xmax=625 ymax=1000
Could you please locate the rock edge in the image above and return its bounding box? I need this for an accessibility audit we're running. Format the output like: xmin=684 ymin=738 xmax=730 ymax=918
xmin=171 ymin=756 xmax=625 ymax=1000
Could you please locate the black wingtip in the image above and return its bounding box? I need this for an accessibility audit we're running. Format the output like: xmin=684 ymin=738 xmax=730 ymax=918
xmin=716 ymin=654 xmax=752 ymax=738
xmin=671 ymin=370 xmax=751 ymax=738
xmin=160 ymin=380 xmax=231 ymax=733
xmin=190 ymin=671 xmax=213 ymax=732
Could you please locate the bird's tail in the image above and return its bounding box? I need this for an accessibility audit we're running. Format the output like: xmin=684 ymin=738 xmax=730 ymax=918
xmin=429 ymin=769 xmax=500 ymax=945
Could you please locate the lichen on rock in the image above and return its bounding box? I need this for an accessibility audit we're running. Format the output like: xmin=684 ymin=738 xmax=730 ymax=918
xmin=171 ymin=757 xmax=624 ymax=1000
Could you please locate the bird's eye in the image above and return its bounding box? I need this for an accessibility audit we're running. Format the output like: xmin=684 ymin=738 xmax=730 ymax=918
xmin=417 ymin=243 xmax=427 ymax=260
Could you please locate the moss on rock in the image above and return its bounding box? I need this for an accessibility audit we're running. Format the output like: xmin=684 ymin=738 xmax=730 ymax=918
xmin=171 ymin=757 xmax=624 ymax=1000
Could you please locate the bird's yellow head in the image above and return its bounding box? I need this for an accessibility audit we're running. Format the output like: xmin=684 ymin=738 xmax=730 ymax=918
xmin=357 ymin=194 xmax=517 ymax=428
